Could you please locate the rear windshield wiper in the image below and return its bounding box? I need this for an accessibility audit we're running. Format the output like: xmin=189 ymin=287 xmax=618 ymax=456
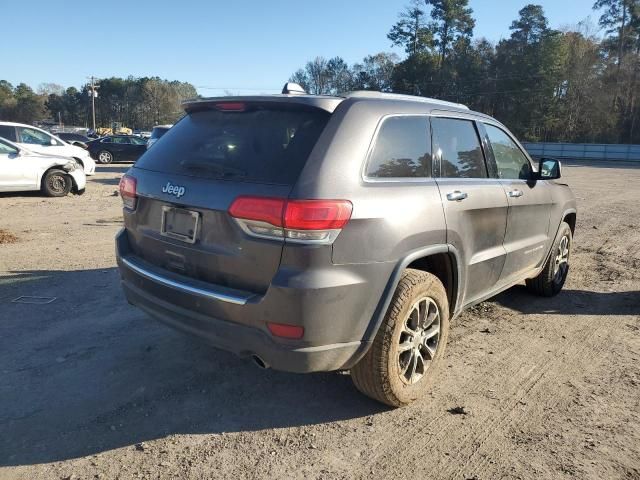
xmin=182 ymin=161 xmax=247 ymax=179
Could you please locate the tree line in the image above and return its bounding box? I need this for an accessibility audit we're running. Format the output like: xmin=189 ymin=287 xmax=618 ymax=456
xmin=0 ymin=77 xmax=197 ymax=130
xmin=290 ymin=0 xmax=640 ymax=144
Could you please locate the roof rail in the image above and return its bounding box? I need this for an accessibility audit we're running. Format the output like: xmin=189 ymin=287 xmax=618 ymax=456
xmin=343 ymin=91 xmax=469 ymax=110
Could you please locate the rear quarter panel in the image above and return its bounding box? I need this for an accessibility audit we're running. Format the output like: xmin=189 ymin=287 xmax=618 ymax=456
xmin=292 ymin=98 xmax=447 ymax=265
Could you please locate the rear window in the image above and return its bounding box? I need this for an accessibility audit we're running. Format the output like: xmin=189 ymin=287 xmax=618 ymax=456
xmin=136 ymin=106 xmax=330 ymax=185
xmin=366 ymin=116 xmax=431 ymax=178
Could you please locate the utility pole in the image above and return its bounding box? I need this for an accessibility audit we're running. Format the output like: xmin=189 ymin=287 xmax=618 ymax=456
xmin=87 ymin=76 xmax=99 ymax=132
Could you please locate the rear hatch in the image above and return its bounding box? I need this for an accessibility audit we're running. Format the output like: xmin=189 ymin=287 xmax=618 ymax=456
xmin=124 ymin=101 xmax=332 ymax=294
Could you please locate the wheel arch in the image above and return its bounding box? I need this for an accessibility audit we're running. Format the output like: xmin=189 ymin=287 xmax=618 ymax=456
xmin=347 ymin=245 xmax=462 ymax=369
xmin=39 ymin=165 xmax=65 ymax=188
xmin=563 ymin=210 xmax=577 ymax=235
xmin=539 ymin=208 xmax=577 ymax=270
xmin=40 ymin=166 xmax=73 ymax=194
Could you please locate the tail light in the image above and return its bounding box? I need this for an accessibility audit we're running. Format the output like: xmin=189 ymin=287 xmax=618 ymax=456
xmin=229 ymin=196 xmax=353 ymax=244
xmin=119 ymin=174 xmax=137 ymax=210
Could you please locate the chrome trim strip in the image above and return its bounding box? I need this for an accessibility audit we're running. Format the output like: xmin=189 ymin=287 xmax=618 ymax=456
xmin=121 ymin=256 xmax=251 ymax=305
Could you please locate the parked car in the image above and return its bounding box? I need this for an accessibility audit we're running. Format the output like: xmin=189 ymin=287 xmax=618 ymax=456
xmin=146 ymin=125 xmax=172 ymax=149
xmin=87 ymin=135 xmax=148 ymax=164
xmin=133 ymin=130 xmax=151 ymax=139
xmin=0 ymin=122 xmax=96 ymax=176
xmin=115 ymin=88 xmax=576 ymax=407
xmin=0 ymin=137 xmax=85 ymax=196
xmin=56 ymin=132 xmax=91 ymax=149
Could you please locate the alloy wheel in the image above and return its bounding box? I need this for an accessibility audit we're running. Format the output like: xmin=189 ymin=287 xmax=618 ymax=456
xmin=553 ymin=234 xmax=570 ymax=284
xmin=398 ymin=296 xmax=441 ymax=385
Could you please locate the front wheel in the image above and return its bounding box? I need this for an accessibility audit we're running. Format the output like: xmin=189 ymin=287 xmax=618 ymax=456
xmin=526 ymin=222 xmax=572 ymax=297
xmin=41 ymin=169 xmax=72 ymax=197
xmin=97 ymin=150 xmax=113 ymax=164
xmin=351 ymin=269 xmax=449 ymax=407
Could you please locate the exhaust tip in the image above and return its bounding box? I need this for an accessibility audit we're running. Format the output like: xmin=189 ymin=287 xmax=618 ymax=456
xmin=252 ymin=355 xmax=269 ymax=369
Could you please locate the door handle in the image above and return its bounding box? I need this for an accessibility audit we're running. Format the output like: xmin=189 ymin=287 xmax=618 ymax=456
xmin=446 ymin=190 xmax=468 ymax=202
xmin=508 ymin=189 xmax=523 ymax=198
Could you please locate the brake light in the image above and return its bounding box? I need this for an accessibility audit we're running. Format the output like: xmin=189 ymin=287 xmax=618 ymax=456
xmin=229 ymin=196 xmax=285 ymax=227
xmin=267 ymin=322 xmax=304 ymax=339
xmin=285 ymin=200 xmax=352 ymax=230
xmin=119 ymin=174 xmax=137 ymax=210
xmin=215 ymin=102 xmax=246 ymax=112
xmin=229 ymin=196 xmax=353 ymax=243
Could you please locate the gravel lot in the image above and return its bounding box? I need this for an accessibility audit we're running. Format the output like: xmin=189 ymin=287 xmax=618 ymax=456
xmin=1 ymin=162 xmax=639 ymax=480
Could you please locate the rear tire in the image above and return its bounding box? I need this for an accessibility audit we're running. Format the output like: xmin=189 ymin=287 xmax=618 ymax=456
xmin=97 ymin=150 xmax=113 ymax=164
xmin=351 ymin=269 xmax=449 ymax=407
xmin=526 ymin=222 xmax=572 ymax=297
xmin=41 ymin=169 xmax=72 ymax=197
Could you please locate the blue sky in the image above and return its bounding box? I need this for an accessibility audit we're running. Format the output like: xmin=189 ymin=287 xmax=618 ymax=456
xmin=5 ymin=0 xmax=597 ymax=95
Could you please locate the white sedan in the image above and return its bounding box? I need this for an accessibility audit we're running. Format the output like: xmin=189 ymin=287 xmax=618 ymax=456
xmin=0 ymin=138 xmax=86 ymax=196
xmin=0 ymin=121 xmax=96 ymax=176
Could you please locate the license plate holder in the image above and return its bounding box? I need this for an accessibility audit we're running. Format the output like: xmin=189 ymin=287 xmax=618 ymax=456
xmin=161 ymin=206 xmax=200 ymax=244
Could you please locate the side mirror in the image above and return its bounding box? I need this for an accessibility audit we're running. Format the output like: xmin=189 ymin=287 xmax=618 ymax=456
xmin=537 ymin=157 xmax=561 ymax=180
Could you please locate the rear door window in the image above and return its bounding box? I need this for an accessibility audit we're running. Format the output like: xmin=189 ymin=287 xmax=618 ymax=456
xmin=432 ymin=118 xmax=488 ymax=178
xmin=136 ymin=106 xmax=330 ymax=185
xmin=365 ymin=116 xmax=431 ymax=178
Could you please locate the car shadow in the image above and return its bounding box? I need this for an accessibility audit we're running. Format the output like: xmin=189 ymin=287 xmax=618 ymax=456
xmin=493 ymin=284 xmax=640 ymax=315
xmin=94 ymin=165 xmax=132 ymax=174
xmin=0 ymin=191 xmax=44 ymax=198
xmin=0 ymin=268 xmax=385 ymax=467
xmin=90 ymin=177 xmax=122 ymax=186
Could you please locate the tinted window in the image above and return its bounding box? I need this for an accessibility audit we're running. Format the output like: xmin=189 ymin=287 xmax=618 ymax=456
xmin=136 ymin=107 xmax=330 ymax=185
xmin=100 ymin=137 xmax=112 ymax=143
xmin=432 ymin=118 xmax=487 ymax=178
xmin=130 ymin=136 xmax=147 ymax=145
xmin=112 ymin=137 xmax=130 ymax=144
xmin=366 ymin=116 xmax=431 ymax=178
xmin=0 ymin=125 xmax=17 ymax=142
xmin=484 ymin=124 xmax=531 ymax=180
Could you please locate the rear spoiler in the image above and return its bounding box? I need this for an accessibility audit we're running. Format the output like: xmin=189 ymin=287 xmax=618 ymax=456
xmin=182 ymin=95 xmax=344 ymax=114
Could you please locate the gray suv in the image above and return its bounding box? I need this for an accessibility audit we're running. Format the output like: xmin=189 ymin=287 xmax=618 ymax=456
xmin=116 ymin=88 xmax=576 ymax=407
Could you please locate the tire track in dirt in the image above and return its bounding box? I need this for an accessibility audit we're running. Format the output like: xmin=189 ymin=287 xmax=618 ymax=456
xmin=356 ymin=308 xmax=611 ymax=479
xmin=445 ymin=318 xmax=614 ymax=479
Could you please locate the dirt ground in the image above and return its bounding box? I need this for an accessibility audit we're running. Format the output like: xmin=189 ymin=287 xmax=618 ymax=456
xmin=0 ymin=162 xmax=638 ymax=480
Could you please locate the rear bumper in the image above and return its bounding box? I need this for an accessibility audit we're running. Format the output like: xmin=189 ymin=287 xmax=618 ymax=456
xmin=116 ymin=229 xmax=392 ymax=373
